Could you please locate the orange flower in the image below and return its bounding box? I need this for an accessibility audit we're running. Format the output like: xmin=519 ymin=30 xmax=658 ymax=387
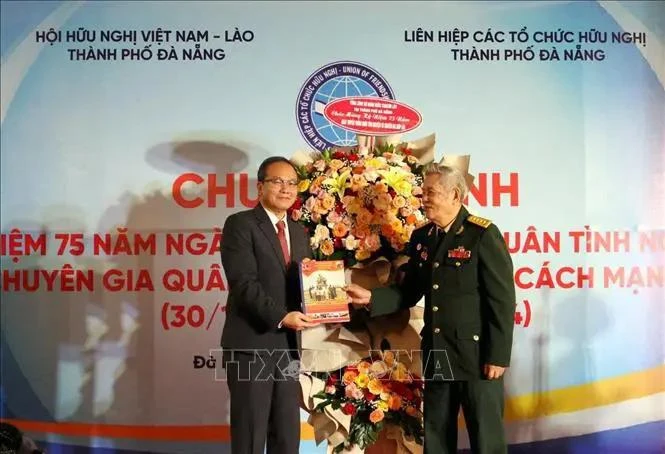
xmin=329 ymin=159 xmax=344 ymax=172
xmin=356 ymin=208 xmax=373 ymax=227
xmin=380 ymin=223 xmax=394 ymax=237
xmin=406 ymin=406 xmax=419 ymax=417
xmin=355 ymin=249 xmax=371 ymax=261
xmin=357 ymin=361 xmax=371 ymax=375
xmin=406 ymin=214 xmax=417 ymax=225
xmin=332 ymin=222 xmax=349 ymax=238
xmin=375 ymin=182 xmax=388 ymax=193
xmin=309 ymin=175 xmax=326 ymax=193
xmin=352 ymin=225 xmax=371 ymax=239
xmin=392 ymin=195 xmax=406 ymax=208
xmin=320 ymin=194 xmax=335 ymax=211
xmin=388 ymin=394 xmax=402 ymax=411
xmin=320 ymin=238 xmax=334 ymax=256
xmin=342 ymin=370 xmax=358 ymax=385
xmin=369 ymin=409 xmax=385 ymax=423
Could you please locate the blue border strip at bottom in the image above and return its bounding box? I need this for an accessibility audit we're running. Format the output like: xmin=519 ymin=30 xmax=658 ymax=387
xmin=31 ymin=420 xmax=665 ymax=454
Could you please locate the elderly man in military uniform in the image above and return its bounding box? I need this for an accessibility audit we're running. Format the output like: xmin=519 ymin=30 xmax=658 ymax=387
xmin=346 ymin=162 xmax=516 ymax=454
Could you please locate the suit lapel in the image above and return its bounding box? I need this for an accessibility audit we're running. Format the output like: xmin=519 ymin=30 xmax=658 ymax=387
xmin=434 ymin=206 xmax=469 ymax=261
xmin=254 ymin=206 xmax=287 ymax=272
xmin=287 ymin=217 xmax=305 ymax=261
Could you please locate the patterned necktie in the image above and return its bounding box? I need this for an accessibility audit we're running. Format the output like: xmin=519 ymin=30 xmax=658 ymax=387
xmin=276 ymin=220 xmax=290 ymax=264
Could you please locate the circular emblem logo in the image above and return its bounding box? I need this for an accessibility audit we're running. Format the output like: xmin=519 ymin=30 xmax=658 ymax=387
xmin=295 ymin=61 xmax=395 ymax=151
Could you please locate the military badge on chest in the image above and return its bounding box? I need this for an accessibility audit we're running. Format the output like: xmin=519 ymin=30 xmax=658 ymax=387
xmin=448 ymin=246 xmax=471 ymax=259
xmin=416 ymin=242 xmax=428 ymax=264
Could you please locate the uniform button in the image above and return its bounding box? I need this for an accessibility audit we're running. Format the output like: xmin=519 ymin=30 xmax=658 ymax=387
xmin=432 ymin=284 xmax=439 ymax=290
xmin=455 ymin=261 xmax=461 ymax=267
xmin=433 ymin=262 xmax=439 ymax=268
xmin=432 ymin=306 xmax=439 ymax=312
xmin=434 ymin=328 xmax=440 ymax=334
xmin=473 ymin=335 xmax=479 ymax=341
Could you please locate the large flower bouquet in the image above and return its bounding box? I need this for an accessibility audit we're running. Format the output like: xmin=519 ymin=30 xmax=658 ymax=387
xmin=312 ymin=352 xmax=425 ymax=453
xmin=288 ymin=138 xmax=429 ymax=267
xmin=292 ymin=134 xmax=435 ymax=454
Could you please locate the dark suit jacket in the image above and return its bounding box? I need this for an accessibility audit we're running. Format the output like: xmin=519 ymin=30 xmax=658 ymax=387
xmin=220 ymin=204 xmax=312 ymax=354
xmin=370 ymin=205 xmax=516 ymax=380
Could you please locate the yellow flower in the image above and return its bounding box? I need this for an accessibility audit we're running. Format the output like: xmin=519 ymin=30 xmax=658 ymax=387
xmin=354 ymin=373 xmax=370 ymax=389
xmin=392 ymin=363 xmax=412 ymax=383
xmin=298 ymin=179 xmax=311 ymax=192
xmin=323 ymin=169 xmax=352 ymax=198
xmin=390 ymin=218 xmax=404 ymax=234
xmin=355 ymin=249 xmax=371 ymax=261
xmin=377 ymin=400 xmax=389 ymax=412
xmin=367 ymin=378 xmax=384 ymax=395
xmin=377 ymin=167 xmax=412 ymax=197
xmin=365 ymin=157 xmax=386 ymax=170
xmin=394 ymin=180 xmax=413 ymax=198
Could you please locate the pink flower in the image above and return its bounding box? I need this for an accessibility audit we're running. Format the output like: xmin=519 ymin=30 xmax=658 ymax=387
xmin=305 ymin=196 xmax=317 ymax=212
xmin=327 ymin=210 xmax=343 ymax=224
xmin=344 ymin=383 xmax=364 ymax=400
xmin=363 ymin=233 xmax=381 ymax=252
xmin=325 ymin=385 xmax=336 ymax=394
xmin=345 ymin=383 xmax=359 ymax=399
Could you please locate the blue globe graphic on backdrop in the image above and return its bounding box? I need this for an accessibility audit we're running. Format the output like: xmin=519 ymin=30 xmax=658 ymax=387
xmin=312 ymin=76 xmax=381 ymax=147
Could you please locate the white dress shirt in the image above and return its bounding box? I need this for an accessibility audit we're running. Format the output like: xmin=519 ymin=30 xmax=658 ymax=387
xmin=261 ymin=204 xmax=291 ymax=255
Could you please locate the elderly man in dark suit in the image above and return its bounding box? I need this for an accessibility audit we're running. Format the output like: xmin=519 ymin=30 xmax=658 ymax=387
xmin=220 ymin=156 xmax=317 ymax=454
xmin=347 ymin=162 xmax=516 ymax=454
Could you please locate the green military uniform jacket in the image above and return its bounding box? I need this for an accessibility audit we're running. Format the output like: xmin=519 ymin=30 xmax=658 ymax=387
xmin=370 ymin=206 xmax=516 ymax=381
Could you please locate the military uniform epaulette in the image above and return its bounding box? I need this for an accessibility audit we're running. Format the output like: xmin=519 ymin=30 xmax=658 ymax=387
xmin=466 ymin=215 xmax=492 ymax=229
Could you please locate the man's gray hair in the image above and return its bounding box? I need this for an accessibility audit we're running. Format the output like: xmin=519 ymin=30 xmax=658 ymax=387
xmin=424 ymin=162 xmax=469 ymax=200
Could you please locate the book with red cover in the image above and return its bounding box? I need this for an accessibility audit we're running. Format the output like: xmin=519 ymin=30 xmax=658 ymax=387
xmin=299 ymin=260 xmax=350 ymax=324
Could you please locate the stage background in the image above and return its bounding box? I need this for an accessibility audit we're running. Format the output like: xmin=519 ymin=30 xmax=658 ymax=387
xmin=1 ymin=1 xmax=663 ymax=453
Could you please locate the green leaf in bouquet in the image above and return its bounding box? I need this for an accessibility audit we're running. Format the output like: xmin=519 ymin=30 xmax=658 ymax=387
xmin=296 ymin=165 xmax=309 ymax=180
xmin=333 ymin=442 xmax=345 ymax=453
xmin=314 ymin=400 xmax=331 ymax=412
